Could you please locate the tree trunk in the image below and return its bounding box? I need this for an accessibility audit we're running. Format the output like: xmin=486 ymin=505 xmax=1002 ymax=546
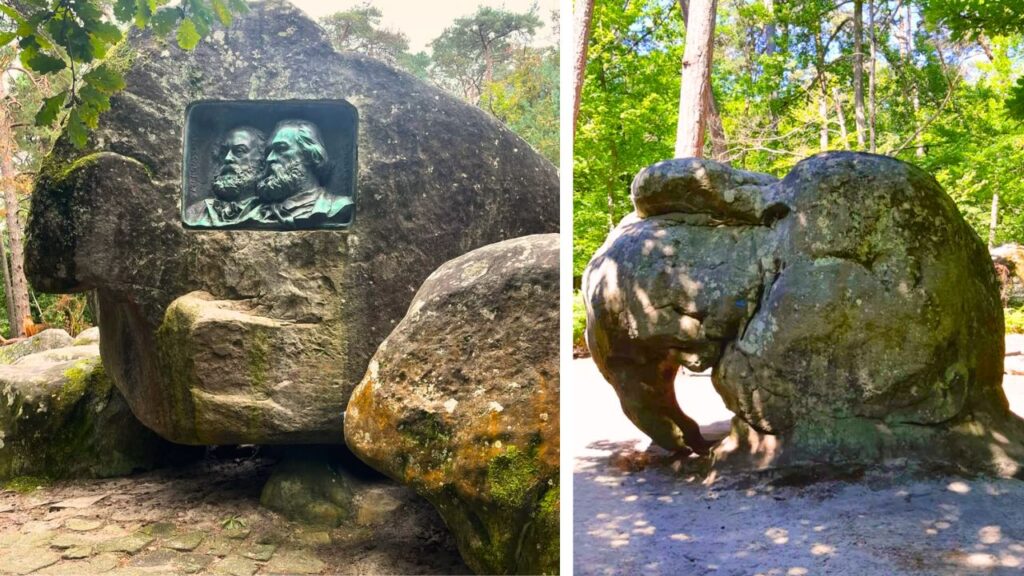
xmin=0 ymin=231 xmax=15 ymax=336
xmin=0 ymin=81 xmax=30 ymax=338
xmin=679 ymin=0 xmax=728 ymax=162
xmin=815 ymin=25 xmax=829 ymax=152
xmin=675 ymin=0 xmax=717 ymax=158
xmin=832 ymin=87 xmax=849 ymax=147
xmin=990 ymin=192 xmax=999 ymax=248
xmin=868 ymin=0 xmax=877 ymax=153
xmin=853 ymin=0 xmax=867 ymax=147
xmin=903 ymin=3 xmax=923 ymax=157
xmin=572 ymin=0 xmax=595 ymax=137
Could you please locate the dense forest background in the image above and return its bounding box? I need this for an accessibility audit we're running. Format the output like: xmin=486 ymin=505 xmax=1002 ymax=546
xmin=574 ymin=0 xmax=1024 ymax=280
xmin=0 ymin=2 xmax=559 ymax=339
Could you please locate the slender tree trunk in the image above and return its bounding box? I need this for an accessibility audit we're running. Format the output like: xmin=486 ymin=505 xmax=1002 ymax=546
xmin=903 ymin=4 xmax=922 ymax=157
xmin=0 ymin=81 xmax=30 ymax=338
xmin=815 ymin=25 xmax=829 ymax=152
xmin=853 ymin=0 xmax=867 ymax=147
xmin=868 ymin=0 xmax=877 ymax=153
xmin=675 ymin=0 xmax=717 ymax=158
xmin=990 ymin=192 xmax=999 ymax=248
xmin=832 ymin=87 xmax=849 ymax=147
xmin=679 ymin=0 xmax=728 ymax=161
xmin=607 ymin=141 xmax=619 ymax=232
xmin=572 ymin=0 xmax=595 ymax=137
xmin=0 ymin=231 xmax=15 ymax=336
xmin=763 ymin=0 xmax=775 ymax=55
xmin=978 ymin=34 xmax=995 ymax=62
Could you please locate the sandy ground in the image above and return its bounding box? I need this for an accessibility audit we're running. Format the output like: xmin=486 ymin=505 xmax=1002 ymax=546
xmin=0 ymin=449 xmax=468 ymax=575
xmin=574 ymin=343 xmax=1024 ymax=576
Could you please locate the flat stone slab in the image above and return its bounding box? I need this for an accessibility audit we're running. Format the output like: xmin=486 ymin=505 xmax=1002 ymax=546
xmin=65 ymin=518 xmax=104 ymax=532
xmin=240 ymin=543 xmax=276 ymax=561
xmin=211 ymin=555 xmax=258 ymax=576
xmin=0 ymin=549 xmax=61 ymax=574
xmin=264 ymin=550 xmax=326 ymax=574
xmin=98 ymin=532 xmax=154 ymax=554
xmin=62 ymin=545 xmax=94 ymax=559
xmin=164 ymin=531 xmax=204 ymax=551
xmin=198 ymin=535 xmax=235 ymax=557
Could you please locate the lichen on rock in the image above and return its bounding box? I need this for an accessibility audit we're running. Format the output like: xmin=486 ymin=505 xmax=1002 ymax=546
xmin=584 ymin=152 xmax=1024 ymax=476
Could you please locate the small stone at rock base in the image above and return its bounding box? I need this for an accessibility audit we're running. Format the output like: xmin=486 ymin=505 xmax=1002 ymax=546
xmin=98 ymin=532 xmax=154 ymax=554
xmin=129 ymin=549 xmax=179 ymax=568
xmin=62 ymin=545 xmax=94 ymax=559
xmin=210 ymin=554 xmax=258 ymax=576
xmin=289 ymin=529 xmax=331 ymax=546
xmin=177 ymin=553 xmax=214 ymax=574
xmin=65 ymin=517 xmax=104 ymax=532
xmin=163 ymin=531 xmax=204 ymax=551
xmin=240 ymin=543 xmax=276 ymax=561
xmin=263 ymin=550 xmax=326 ymax=575
xmin=85 ymin=553 xmax=120 ymax=574
xmin=0 ymin=549 xmax=61 ymax=574
xmin=353 ymin=489 xmax=402 ymax=526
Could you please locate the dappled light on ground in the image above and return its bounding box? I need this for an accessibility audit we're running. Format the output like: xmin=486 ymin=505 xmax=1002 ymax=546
xmin=574 ymin=358 xmax=1024 ymax=575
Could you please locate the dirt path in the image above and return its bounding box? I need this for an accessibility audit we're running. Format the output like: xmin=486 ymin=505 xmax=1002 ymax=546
xmin=573 ymin=358 xmax=1024 ymax=576
xmin=0 ymin=451 xmax=468 ymax=575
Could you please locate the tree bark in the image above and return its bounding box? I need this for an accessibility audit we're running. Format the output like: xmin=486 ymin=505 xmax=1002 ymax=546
xmin=0 ymin=78 xmax=31 ymax=338
xmin=989 ymin=193 xmax=1000 ymax=248
xmin=572 ymin=0 xmax=595 ymax=137
xmin=675 ymin=0 xmax=717 ymax=158
xmin=868 ymin=0 xmax=877 ymax=153
xmin=679 ymin=0 xmax=728 ymax=162
xmin=0 ymin=231 xmax=15 ymax=335
xmin=832 ymin=87 xmax=849 ymax=147
xmin=815 ymin=24 xmax=829 ymax=152
xmin=853 ymin=0 xmax=867 ymax=147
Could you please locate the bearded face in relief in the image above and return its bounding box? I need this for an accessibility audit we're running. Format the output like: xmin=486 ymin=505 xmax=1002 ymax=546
xmin=256 ymin=120 xmax=331 ymax=202
xmin=211 ymin=127 xmax=266 ymax=201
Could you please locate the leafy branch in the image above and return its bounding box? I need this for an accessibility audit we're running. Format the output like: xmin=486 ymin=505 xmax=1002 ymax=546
xmin=0 ymin=0 xmax=247 ymax=147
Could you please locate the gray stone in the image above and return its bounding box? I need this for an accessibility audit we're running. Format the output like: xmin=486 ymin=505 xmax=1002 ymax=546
xmin=98 ymin=533 xmax=154 ymax=555
xmin=0 ymin=345 xmax=198 ymax=481
xmin=65 ymin=518 xmax=103 ymax=532
xmin=24 ymin=0 xmax=558 ymax=446
xmin=584 ymin=152 xmax=1024 ymax=475
xmin=163 ymin=531 xmax=204 ymax=552
xmin=62 ymin=545 xmax=94 ymax=559
xmin=346 ymin=234 xmax=559 ymax=575
xmin=0 ymin=329 xmax=72 ymax=365
xmin=71 ymin=327 xmax=100 ymax=346
xmin=211 ymin=555 xmax=258 ymax=576
xmin=239 ymin=543 xmax=275 ymax=562
xmin=259 ymin=453 xmax=353 ymax=527
xmin=0 ymin=549 xmax=61 ymax=574
xmin=263 ymin=550 xmax=325 ymax=575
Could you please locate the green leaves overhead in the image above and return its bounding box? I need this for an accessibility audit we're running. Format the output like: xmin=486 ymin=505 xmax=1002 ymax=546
xmin=3 ymin=0 xmax=247 ymax=147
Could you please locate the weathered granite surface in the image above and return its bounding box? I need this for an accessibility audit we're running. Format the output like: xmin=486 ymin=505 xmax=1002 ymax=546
xmin=346 ymin=234 xmax=559 ymax=574
xmin=584 ymin=153 xmax=1024 ymax=475
xmin=25 ymin=0 xmax=558 ymax=444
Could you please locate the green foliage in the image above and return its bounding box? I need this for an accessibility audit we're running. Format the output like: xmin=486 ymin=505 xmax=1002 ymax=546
xmin=1 ymin=0 xmax=247 ymax=147
xmin=1005 ymin=306 xmax=1024 ymax=334
xmin=572 ymin=290 xmax=588 ymax=354
xmin=575 ymin=0 xmax=1024 ymax=274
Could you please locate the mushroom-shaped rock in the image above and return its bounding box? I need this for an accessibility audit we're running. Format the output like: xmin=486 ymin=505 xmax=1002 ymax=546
xmin=346 ymin=234 xmax=559 ymax=575
xmin=584 ymin=152 xmax=1024 ymax=475
xmin=25 ymin=0 xmax=558 ymax=444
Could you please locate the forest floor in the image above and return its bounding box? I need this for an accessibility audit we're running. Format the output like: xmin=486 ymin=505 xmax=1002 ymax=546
xmin=0 ymin=449 xmax=468 ymax=575
xmin=574 ymin=337 xmax=1024 ymax=576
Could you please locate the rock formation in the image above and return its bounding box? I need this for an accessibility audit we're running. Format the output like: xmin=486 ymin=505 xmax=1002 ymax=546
xmin=25 ymin=0 xmax=558 ymax=444
xmin=346 ymin=234 xmax=559 ymax=575
xmin=0 ymin=329 xmax=198 ymax=480
xmin=584 ymin=152 xmax=1024 ymax=476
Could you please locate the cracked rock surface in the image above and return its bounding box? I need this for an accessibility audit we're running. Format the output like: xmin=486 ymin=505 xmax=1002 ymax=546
xmin=584 ymin=152 xmax=1024 ymax=475
xmin=24 ymin=0 xmax=557 ymax=444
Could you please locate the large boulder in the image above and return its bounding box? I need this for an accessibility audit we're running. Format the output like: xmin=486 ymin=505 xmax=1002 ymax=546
xmin=25 ymin=0 xmax=558 ymax=444
xmin=0 ymin=333 xmax=198 ymax=480
xmin=346 ymin=234 xmax=559 ymax=575
xmin=584 ymin=152 xmax=1024 ymax=475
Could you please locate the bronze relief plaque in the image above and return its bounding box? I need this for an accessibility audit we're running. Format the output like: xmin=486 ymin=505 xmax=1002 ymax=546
xmin=182 ymin=100 xmax=357 ymax=230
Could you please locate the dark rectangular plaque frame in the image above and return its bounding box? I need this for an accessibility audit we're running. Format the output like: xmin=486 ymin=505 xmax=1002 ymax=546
xmin=182 ymin=99 xmax=357 ymax=230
